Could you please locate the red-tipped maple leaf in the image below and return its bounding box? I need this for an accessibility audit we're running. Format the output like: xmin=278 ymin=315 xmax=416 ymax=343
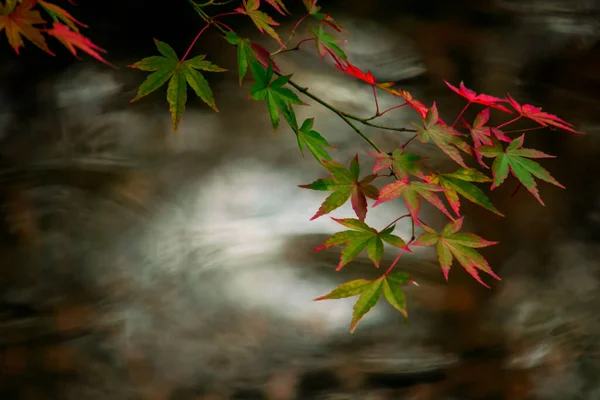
xmin=412 ymin=103 xmax=472 ymax=169
xmin=505 ymin=94 xmax=582 ymax=134
xmin=336 ymin=61 xmax=375 ymax=85
xmin=414 ymin=218 xmax=500 ymax=288
xmin=427 ymin=168 xmax=503 ymax=217
xmin=479 ymin=135 xmax=564 ymax=205
xmin=265 ymin=0 xmax=289 ymax=15
xmin=445 ymin=81 xmax=512 ymax=113
xmin=369 ymin=149 xmax=425 ymax=180
xmin=377 ymin=85 xmax=447 ymax=124
xmin=373 ymin=179 xmax=454 ymax=223
xmin=302 ymin=0 xmax=342 ymax=31
xmin=0 ymin=0 xmax=53 ymax=55
xmin=313 ymin=218 xmax=407 ymax=270
xmin=38 ymin=0 xmax=86 ymax=32
xmin=45 ymin=22 xmax=113 ymax=66
xmin=299 ymin=155 xmax=379 ymax=222
xmin=236 ymin=0 xmax=283 ymax=46
xmin=465 ymin=108 xmax=511 ymax=167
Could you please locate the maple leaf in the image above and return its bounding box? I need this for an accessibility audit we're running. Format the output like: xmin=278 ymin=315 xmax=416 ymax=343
xmin=38 ymin=0 xmax=86 ymax=32
xmin=465 ymin=108 xmax=511 ymax=167
xmin=265 ymin=0 xmax=289 ymax=15
xmin=311 ymin=23 xmax=346 ymax=60
xmin=336 ymin=61 xmax=375 ymax=85
xmin=478 ymin=135 xmax=564 ymax=205
xmin=378 ymin=85 xmax=447 ymax=124
xmin=505 ymin=94 xmax=582 ymax=134
xmin=129 ymin=39 xmax=226 ymax=131
xmin=428 ymin=168 xmax=503 ymax=217
xmin=412 ymin=103 xmax=472 ymax=169
xmin=0 ymin=0 xmax=52 ymax=55
xmin=369 ymin=149 xmax=424 ymax=180
xmin=445 ymin=80 xmax=512 ymax=113
xmin=302 ymin=0 xmax=342 ymax=31
xmin=373 ymin=179 xmax=454 ymax=223
xmin=315 ymin=272 xmax=410 ymax=332
xmin=45 ymin=22 xmax=113 ymax=66
xmin=250 ymin=42 xmax=280 ymax=71
xmin=250 ymin=62 xmax=303 ymax=133
xmin=236 ymin=0 xmax=283 ymax=46
xmin=414 ymin=218 xmax=500 ymax=288
xmin=225 ymin=32 xmax=281 ymax=86
xmin=314 ymin=218 xmax=407 ymax=269
xmin=299 ymin=155 xmax=379 ymax=221
xmin=296 ymin=118 xmax=335 ymax=163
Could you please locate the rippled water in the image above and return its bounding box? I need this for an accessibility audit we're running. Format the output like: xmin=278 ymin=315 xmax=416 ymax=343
xmin=0 ymin=1 xmax=599 ymax=399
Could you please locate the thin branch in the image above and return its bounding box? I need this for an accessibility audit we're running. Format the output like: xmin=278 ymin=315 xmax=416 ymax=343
xmin=285 ymin=79 xmax=383 ymax=152
xmin=372 ymin=85 xmax=380 ymax=116
xmin=401 ymin=134 xmax=418 ymax=149
xmin=271 ymin=37 xmax=315 ymax=56
xmin=367 ymin=102 xmax=408 ymax=120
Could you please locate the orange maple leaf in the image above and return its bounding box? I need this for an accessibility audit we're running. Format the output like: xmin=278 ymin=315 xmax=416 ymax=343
xmin=0 ymin=0 xmax=53 ymax=55
xmin=45 ymin=22 xmax=114 ymax=66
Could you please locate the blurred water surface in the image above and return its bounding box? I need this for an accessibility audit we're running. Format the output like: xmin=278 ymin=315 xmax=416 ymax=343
xmin=0 ymin=0 xmax=599 ymax=399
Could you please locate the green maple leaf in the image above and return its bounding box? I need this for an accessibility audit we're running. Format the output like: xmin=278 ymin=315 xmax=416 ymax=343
xmin=236 ymin=0 xmax=283 ymax=46
xmin=412 ymin=102 xmax=472 ymax=169
xmin=296 ymin=118 xmax=335 ymax=163
xmin=429 ymin=168 xmax=503 ymax=217
xmin=414 ymin=217 xmax=500 ymax=288
xmin=478 ymin=135 xmax=564 ymax=205
xmin=314 ymin=217 xmax=407 ymax=270
xmin=224 ymin=31 xmax=256 ymax=86
xmin=373 ymin=179 xmax=454 ymax=223
xmin=369 ymin=149 xmax=424 ymax=180
xmin=250 ymin=62 xmax=303 ymax=133
xmin=310 ymin=24 xmax=346 ymax=60
xmin=129 ymin=39 xmax=226 ymax=132
xmin=299 ymin=155 xmax=379 ymax=221
xmin=315 ymin=272 xmax=411 ymax=333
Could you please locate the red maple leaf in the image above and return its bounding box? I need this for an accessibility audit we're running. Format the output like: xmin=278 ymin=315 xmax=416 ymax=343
xmin=465 ymin=108 xmax=511 ymax=167
xmin=445 ymin=81 xmax=512 ymax=113
xmin=45 ymin=22 xmax=114 ymax=66
xmin=377 ymin=84 xmax=448 ymax=124
xmin=505 ymin=94 xmax=582 ymax=134
xmin=336 ymin=61 xmax=376 ymax=85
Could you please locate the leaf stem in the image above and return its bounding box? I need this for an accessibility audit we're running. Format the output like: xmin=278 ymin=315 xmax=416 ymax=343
xmin=291 ymin=13 xmax=309 ymax=33
xmin=385 ymin=239 xmax=413 ymax=276
xmin=181 ymin=23 xmax=211 ymax=61
xmin=452 ymin=101 xmax=471 ymax=128
xmin=271 ymin=37 xmax=315 ymax=56
xmin=502 ymin=126 xmax=544 ymax=134
xmin=497 ymin=115 xmax=522 ymax=129
xmin=372 ymin=85 xmax=380 ymax=116
xmin=285 ymin=79 xmax=383 ymax=152
xmin=214 ymin=20 xmax=233 ymax=32
xmin=212 ymin=11 xmax=240 ymax=19
xmin=381 ymin=213 xmax=411 ymax=232
xmin=367 ymin=102 xmax=408 ymax=120
xmin=401 ymin=133 xmax=418 ymax=149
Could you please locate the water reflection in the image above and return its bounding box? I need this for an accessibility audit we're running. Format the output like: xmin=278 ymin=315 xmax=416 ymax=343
xmin=0 ymin=0 xmax=599 ymax=399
